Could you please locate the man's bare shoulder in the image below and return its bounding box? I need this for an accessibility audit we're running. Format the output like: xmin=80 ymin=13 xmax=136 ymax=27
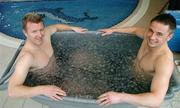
xmin=155 ymin=50 xmax=174 ymax=74
xmin=16 ymin=50 xmax=35 ymax=67
xmin=158 ymin=50 xmax=173 ymax=62
xmin=134 ymin=27 xmax=146 ymax=38
xmin=44 ymin=25 xmax=57 ymax=36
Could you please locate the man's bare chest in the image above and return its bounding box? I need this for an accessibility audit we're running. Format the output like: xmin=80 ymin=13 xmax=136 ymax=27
xmin=136 ymin=50 xmax=155 ymax=74
xmin=33 ymin=49 xmax=53 ymax=69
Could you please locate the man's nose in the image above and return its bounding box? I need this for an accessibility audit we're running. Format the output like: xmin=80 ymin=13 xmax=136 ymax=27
xmin=38 ymin=31 xmax=44 ymax=37
xmin=150 ymin=33 xmax=156 ymax=40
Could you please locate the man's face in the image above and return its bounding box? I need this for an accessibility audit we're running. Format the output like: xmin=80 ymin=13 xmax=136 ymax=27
xmin=146 ymin=21 xmax=172 ymax=48
xmin=24 ymin=22 xmax=45 ymax=45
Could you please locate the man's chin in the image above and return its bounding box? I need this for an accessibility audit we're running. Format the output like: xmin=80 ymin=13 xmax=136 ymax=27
xmin=147 ymin=42 xmax=157 ymax=48
xmin=35 ymin=41 xmax=43 ymax=45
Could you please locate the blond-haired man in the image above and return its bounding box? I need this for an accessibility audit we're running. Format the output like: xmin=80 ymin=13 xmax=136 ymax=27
xmin=8 ymin=13 xmax=87 ymax=101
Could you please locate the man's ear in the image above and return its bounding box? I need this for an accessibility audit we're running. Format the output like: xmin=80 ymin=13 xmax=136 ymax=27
xmin=167 ymin=33 xmax=173 ymax=41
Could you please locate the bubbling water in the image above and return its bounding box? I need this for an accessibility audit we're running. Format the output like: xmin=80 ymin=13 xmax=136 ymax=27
xmin=24 ymin=33 xmax=154 ymax=99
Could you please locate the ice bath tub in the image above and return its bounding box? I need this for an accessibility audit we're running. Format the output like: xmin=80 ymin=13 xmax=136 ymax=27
xmin=1 ymin=31 xmax=180 ymax=108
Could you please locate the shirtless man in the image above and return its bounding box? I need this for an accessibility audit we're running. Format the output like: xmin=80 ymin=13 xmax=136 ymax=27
xmin=8 ymin=13 xmax=87 ymax=101
xmin=97 ymin=13 xmax=176 ymax=107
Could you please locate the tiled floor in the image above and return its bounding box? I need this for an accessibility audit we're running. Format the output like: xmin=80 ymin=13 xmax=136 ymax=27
xmin=0 ymin=0 xmax=180 ymax=108
xmin=0 ymin=90 xmax=49 ymax=108
xmin=161 ymin=90 xmax=180 ymax=108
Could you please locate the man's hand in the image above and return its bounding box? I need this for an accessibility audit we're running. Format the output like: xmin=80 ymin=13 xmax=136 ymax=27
xmin=41 ymin=85 xmax=66 ymax=101
xmin=71 ymin=27 xmax=88 ymax=33
xmin=97 ymin=91 xmax=124 ymax=106
xmin=98 ymin=28 xmax=114 ymax=36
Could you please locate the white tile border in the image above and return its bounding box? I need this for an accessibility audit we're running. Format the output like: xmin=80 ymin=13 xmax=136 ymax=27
xmin=0 ymin=32 xmax=23 ymax=48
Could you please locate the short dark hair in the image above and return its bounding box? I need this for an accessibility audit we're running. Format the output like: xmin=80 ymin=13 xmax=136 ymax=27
xmin=151 ymin=13 xmax=176 ymax=33
xmin=22 ymin=12 xmax=43 ymax=30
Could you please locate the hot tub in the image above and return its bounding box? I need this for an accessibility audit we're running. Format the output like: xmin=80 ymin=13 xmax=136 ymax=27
xmin=1 ymin=31 xmax=180 ymax=108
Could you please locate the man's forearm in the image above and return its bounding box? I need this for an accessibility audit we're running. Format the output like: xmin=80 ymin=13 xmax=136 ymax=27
xmin=122 ymin=92 xmax=163 ymax=108
xmin=111 ymin=27 xmax=136 ymax=34
xmin=111 ymin=27 xmax=145 ymax=38
xmin=45 ymin=24 xmax=78 ymax=36
xmin=54 ymin=24 xmax=75 ymax=31
xmin=8 ymin=85 xmax=44 ymax=98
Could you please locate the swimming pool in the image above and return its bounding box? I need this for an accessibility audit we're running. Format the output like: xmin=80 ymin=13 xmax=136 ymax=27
xmin=0 ymin=0 xmax=138 ymax=39
xmin=166 ymin=11 xmax=180 ymax=52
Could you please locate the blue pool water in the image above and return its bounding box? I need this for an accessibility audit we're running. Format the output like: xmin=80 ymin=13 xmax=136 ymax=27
xmin=0 ymin=0 xmax=138 ymax=39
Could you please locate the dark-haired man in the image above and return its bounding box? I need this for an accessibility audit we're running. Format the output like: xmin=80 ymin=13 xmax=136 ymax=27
xmin=97 ymin=14 xmax=176 ymax=107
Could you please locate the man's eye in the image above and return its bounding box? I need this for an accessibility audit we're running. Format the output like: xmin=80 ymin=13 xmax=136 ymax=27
xmin=32 ymin=30 xmax=37 ymax=33
xmin=40 ymin=29 xmax=44 ymax=32
xmin=156 ymin=33 xmax=163 ymax=37
xmin=149 ymin=29 xmax=153 ymax=32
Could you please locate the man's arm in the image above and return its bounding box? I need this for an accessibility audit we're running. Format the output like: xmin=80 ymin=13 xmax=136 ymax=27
xmin=8 ymin=52 xmax=40 ymax=97
xmin=97 ymin=55 xmax=174 ymax=107
xmin=98 ymin=27 xmax=146 ymax=38
xmin=8 ymin=52 xmax=66 ymax=100
xmin=124 ymin=55 xmax=174 ymax=107
xmin=45 ymin=24 xmax=87 ymax=36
